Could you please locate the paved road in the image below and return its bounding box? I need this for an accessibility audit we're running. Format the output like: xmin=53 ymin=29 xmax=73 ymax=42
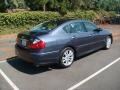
xmin=0 ymin=75 xmax=13 ymax=90
xmin=0 ymin=39 xmax=120 ymax=90
xmin=77 ymin=60 xmax=120 ymax=90
xmin=0 ymin=39 xmax=15 ymax=61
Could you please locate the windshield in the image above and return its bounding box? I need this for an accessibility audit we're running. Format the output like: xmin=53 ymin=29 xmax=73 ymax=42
xmin=31 ymin=21 xmax=58 ymax=33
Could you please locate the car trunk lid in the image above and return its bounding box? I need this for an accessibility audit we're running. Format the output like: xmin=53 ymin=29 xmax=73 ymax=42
xmin=16 ymin=30 xmax=48 ymax=49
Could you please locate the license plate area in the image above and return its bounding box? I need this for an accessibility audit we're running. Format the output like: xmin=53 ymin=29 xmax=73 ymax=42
xmin=21 ymin=39 xmax=27 ymax=46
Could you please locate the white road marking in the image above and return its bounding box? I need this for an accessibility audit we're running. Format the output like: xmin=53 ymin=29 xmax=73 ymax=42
xmin=0 ymin=69 xmax=19 ymax=90
xmin=0 ymin=59 xmax=15 ymax=63
xmin=0 ymin=60 xmax=7 ymax=63
xmin=67 ymin=57 xmax=120 ymax=90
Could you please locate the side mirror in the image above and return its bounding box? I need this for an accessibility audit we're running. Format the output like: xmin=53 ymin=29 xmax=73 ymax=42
xmin=94 ymin=28 xmax=102 ymax=32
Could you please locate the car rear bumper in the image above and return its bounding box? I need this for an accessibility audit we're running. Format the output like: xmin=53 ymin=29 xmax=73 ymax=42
xmin=15 ymin=45 xmax=59 ymax=66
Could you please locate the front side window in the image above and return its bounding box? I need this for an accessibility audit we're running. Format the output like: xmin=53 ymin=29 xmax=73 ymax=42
xmin=84 ymin=22 xmax=97 ymax=32
xmin=63 ymin=22 xmax=86 ymax=33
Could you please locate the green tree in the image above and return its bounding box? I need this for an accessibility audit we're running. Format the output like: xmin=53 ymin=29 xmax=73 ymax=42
xmin=0 ymin=0 xmax=6 ymax=12
xmin=99 ymin=0 xmax=120 ymax=12
xmin=36 ymin=0 xmax=49 ymax=11
xmin=16 ymin=0 xmax=26 ymax=8
xmin=48 ymin=0 xmax=60 ymax=11
xmin=1 ymin=0 xmax=119 ymax=13
xmin=69 ymin=0 xmax=85 ymax=10
xmin=25 ymin=0 xmax=49 ymax=11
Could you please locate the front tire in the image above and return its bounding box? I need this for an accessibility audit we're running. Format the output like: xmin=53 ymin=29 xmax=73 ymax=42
xmin=59 ymin=47 xmax=75 ymax=68
xmin=104 ymin=36 xmax=112 ymax=49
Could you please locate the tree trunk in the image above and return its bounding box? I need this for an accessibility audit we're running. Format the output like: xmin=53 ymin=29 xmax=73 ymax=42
xmin=43 ymin=4 xmax=46 ymax=12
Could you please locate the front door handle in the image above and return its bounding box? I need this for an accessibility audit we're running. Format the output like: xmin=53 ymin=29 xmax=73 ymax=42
xmin=88 ymin=34 xmax=92 ymax=37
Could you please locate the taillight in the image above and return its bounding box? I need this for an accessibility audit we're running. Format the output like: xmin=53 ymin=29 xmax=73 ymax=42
xmin=28 ymin=40 xmax=46 ymax=49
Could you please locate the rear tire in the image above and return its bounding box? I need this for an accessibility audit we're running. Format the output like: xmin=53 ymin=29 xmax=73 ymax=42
xmin=59 ymin=47 xmax=75 ymax=68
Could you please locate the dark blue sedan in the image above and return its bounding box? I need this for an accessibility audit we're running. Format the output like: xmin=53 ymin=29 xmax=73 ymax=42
xmin=15 ymin=19 xmax=113 ymax=68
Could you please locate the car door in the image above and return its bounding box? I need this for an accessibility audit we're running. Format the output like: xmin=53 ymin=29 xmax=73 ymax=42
xmin=83 ymin=21 xmax=105 ymax=51
xmin=63 ymin=21 xmax=98 ymax=56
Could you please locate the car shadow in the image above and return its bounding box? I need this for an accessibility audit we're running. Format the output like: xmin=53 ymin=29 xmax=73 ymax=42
xmin=7 ymin=56 xmax=62 ymax=75
xmin=7 ymin=49 xmax=103 ymax=75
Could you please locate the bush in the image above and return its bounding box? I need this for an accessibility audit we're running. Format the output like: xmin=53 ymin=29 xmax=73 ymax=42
xmin=64 ymin=10 xmax=97 ymax=20
xmin=0 ymin=10 xmax=115 ymax=27
xmin=95 ymin=9 xmax=116 ymax=18
xmin=0 ymin=11 xmax=61 ymax=26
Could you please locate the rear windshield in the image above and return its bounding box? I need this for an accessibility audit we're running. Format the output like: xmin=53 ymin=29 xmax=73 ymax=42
xmin=30 ymin=21 xmax=59 ymax=33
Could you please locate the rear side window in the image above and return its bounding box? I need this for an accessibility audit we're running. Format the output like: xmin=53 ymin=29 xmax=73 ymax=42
xmin=84 ymin=22 xmax=97 ymax=32
xmin=31 ymin=21 xmax=58 ymax=31
xmin=63 ymin=22 xmax=86 ymax=33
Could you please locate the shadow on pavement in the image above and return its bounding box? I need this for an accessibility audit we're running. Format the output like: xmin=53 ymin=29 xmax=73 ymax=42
xmin=7 ymin=56 xmax=62 ymax=75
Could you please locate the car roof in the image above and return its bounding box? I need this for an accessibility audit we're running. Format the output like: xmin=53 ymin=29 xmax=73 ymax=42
xmin=51 ymin=19 xmax=75 ymax=25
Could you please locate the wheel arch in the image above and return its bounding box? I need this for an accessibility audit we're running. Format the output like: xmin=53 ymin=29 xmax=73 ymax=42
xmin=108 ymin=34 xmax=113 ymax=44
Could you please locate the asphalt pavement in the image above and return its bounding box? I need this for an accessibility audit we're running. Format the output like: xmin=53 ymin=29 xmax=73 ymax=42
xmin=77 ymin=60 xmax=120 ymax=90
xmin=0 ymin=39 xmax=120 ymax=90
xmin=0 ymin=75 xmax=13 ymax=90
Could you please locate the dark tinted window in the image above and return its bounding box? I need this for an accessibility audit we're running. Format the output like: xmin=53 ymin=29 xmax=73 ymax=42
xmin=63 ymin=22 xmax=86 ymax=33
xmin=31 ymin=21 xmax=58 ymax=32
xmin=30 ymin=19 xmax=75 ymax=33
xmin=84 ymin=22 xmax=97 ymax=32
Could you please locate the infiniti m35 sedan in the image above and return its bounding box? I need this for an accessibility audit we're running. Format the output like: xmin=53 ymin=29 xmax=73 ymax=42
xmin=15 ymin=19 xmax=113 ymax=68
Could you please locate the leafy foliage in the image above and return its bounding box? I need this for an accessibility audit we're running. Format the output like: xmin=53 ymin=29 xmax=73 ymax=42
xmin=0 ymin=10 xmax=115 ymax=27
xmin=0 ymin=11 xmax=60 ymax=26
xmin=0 ymin=0 xmax=120 ymax=13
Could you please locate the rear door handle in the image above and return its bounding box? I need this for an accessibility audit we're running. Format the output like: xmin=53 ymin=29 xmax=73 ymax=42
xmin=72 ymin=36 xmax=75 ymax=39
